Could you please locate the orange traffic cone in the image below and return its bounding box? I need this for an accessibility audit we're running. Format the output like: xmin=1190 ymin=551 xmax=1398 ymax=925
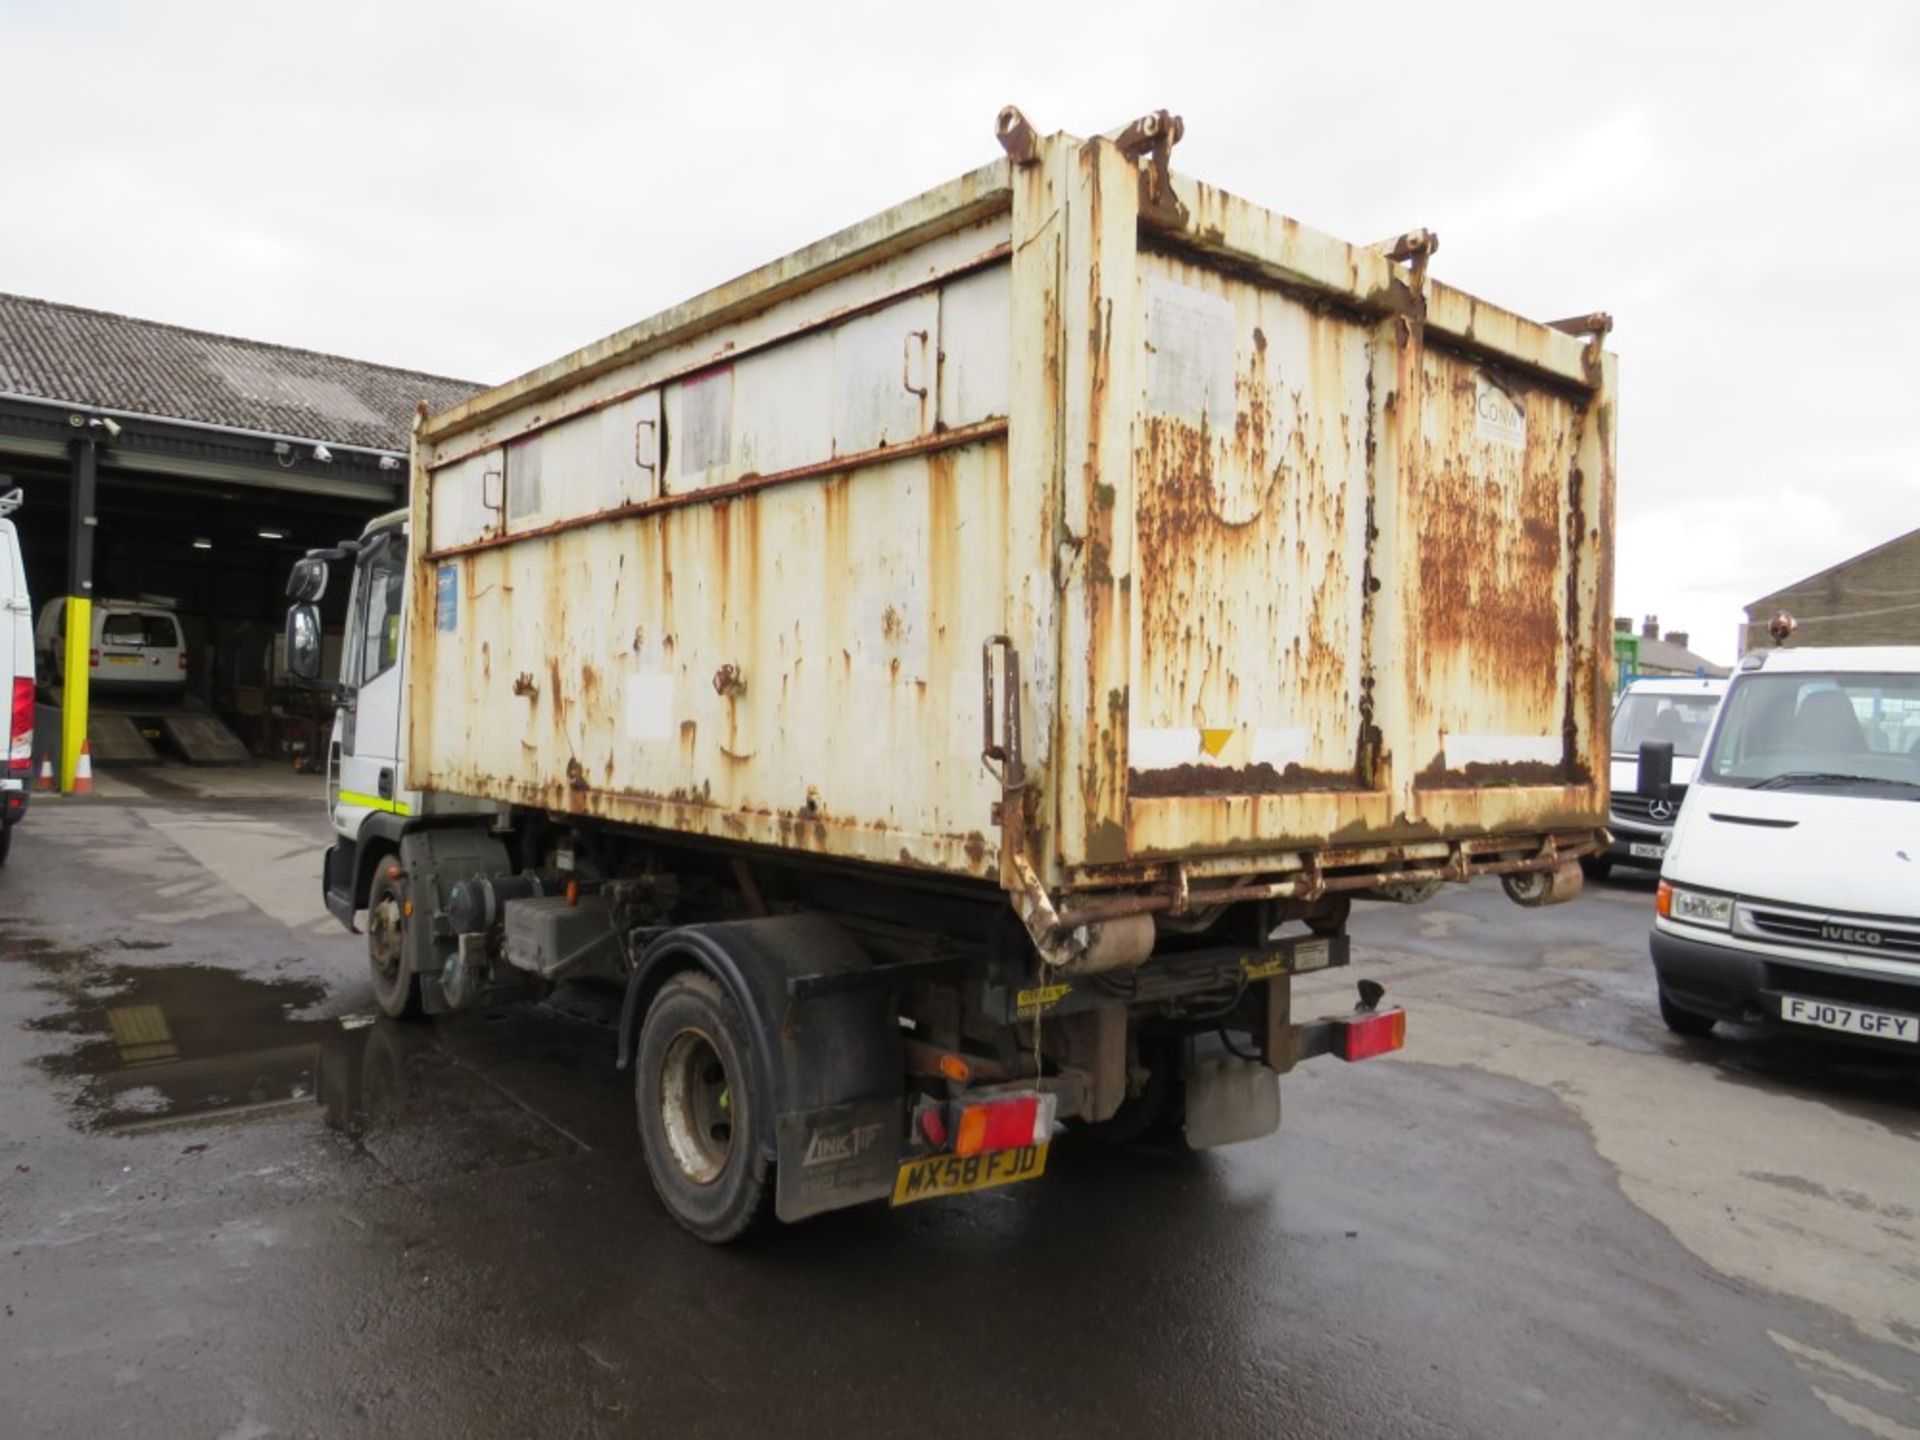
xmin=72 ymin=741 xmax=93 ymax=796
xmin=35 ymin=756 xmax=54 ymax=792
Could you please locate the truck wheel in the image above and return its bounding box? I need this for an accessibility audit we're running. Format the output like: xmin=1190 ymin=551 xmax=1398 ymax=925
xmin=634 ymin=971 xmax=775 ymax=1243
xmin=367 ymin=868 xmax=423 ymax=1020
xmin=1657 ymin=985 xmax=1716 ymax=1037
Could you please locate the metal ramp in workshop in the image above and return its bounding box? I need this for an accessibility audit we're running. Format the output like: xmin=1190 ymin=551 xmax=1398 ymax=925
xmin=153 ymin=712 xmax=251 ymax=765
xmin=88 ymin=712 xmax=160 ymax=764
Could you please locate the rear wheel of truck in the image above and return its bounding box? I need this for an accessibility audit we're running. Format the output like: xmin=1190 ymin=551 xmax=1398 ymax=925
xmin=366 ymin=867 xmax=423 ymax=1020
xmin=1657 ymin=984 xmax=1716 ymax=1037
xmin=635 ymin=971 xmax=775 ymax=1243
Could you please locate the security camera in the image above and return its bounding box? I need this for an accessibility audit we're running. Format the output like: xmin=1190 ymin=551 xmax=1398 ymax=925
xmin=378 ymin=454 xmax=402 ymax=472
xmin=312 ymin=443 xmax=334 ymax=464
xmin=87 ymin=416 xmax=122 ymax=440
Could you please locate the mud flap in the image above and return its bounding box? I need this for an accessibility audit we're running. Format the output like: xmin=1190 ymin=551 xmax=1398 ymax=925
xmin=775 ymin=1096 xmax=903 ymax=1222
xmin=1183 ymin=1055 xmax=1281 ymax=1149
xmin=622 ymin=916 xmax=906 ymax=1224
xmin=397 ymin=827 xmax=511 ymax=1015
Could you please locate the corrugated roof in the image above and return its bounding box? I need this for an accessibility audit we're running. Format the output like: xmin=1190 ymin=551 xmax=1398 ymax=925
xmin=0 ymin=292 xmax=484 ymax=452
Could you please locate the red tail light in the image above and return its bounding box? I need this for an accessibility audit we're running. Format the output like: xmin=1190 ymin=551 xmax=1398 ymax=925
xmin=8 ymin=676 xmax=31 ymax=769
xmin=89 ymin=647 xmax=100 ymax=669
xmin=178 ymin=652 xmax=189 ymax=670
xmin=1335 ymin=1007 xmax=1407 ymax=1062
xmin=952 ymin=1092 xmax=1055 ymax=1158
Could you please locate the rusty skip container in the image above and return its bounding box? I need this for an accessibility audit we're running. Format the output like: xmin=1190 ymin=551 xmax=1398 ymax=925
xmin=407 ymin=107 xmax=1614 ymax=957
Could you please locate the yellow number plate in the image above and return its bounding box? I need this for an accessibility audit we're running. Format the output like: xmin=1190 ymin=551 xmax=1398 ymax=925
xmin=890 ymin=1144 xmax=1049 ymax=1207
xmin=104 ymin=654 xmax=144 ymax=665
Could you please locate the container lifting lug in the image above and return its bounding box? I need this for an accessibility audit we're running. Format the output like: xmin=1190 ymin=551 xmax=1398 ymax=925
xmin=1548 ymin=311 xmax=1614 ymax=387
xmin=1379 ymin=229 xmax=1439 ymax=309
xmin=1110 ymin=109 xmax=1188 ymax=230
xmin=995 ymin=105 xmax=1041 ymax=165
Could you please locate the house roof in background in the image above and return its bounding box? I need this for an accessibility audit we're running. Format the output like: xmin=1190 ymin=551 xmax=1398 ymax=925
xmin=0 ymin=292 xmax=484 ymax=451
xmin=1636 ymin=633 xmax=1731 ymax=677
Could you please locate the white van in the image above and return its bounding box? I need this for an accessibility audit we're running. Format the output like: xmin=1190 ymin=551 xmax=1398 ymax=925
xmin=1592 ymin=675 xmax=1727 ymax=875
xmin=1 ymin=488 xmax=34 ymax=865
xmin=1650 ymin=646 xmax=1920 ymax=1048
xmin=35 ymin=595 xmax=188 ymax=697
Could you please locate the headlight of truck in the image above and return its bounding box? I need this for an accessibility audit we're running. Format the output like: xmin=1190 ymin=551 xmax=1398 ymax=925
xmin=1656 ymin=881 xmax=1733 ymax=929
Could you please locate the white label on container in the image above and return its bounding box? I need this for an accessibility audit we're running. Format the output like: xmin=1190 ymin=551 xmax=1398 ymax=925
xmin=1475 ymin=374 xmax=1526 ymax=450
xmin=1441 ymin=732 xmax=1560 ymax=768
xmin=625 ymin=672 xmax=674 ymax=741
xmin=1146 ymin=279 xmax=1236 ymax=433
xmin=1252 ymin=726 xmax=1309 ymax=769
xmin=1131 ymin=726 xmax=1200 ymax=770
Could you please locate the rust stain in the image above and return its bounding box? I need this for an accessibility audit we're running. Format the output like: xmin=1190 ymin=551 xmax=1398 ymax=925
xmin=1413 ymin=754 xmax=1584 ymax=790
xmin=1129 ymin=762 xmax=1360 ymax=798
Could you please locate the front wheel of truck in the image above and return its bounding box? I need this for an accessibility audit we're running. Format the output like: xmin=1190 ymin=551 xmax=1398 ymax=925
xmin=366 ymin=867 xmax=423 ymax=1020
xmin=635 ymin=971 xmax=775 ymax=1243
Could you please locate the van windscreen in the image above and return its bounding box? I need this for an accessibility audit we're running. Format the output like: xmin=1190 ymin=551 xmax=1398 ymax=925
xmin=1699 ymin=672 xmax=1920 ymax=797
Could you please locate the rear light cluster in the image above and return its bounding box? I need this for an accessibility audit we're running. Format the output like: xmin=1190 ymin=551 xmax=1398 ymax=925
xmin=921 ymin=1090 xmax=1057 ymax=1158
xmin=7 ymin=677 xmax=31 ymax=773
xmin=1334 ymin=1007 xmax=1406 ymax=1062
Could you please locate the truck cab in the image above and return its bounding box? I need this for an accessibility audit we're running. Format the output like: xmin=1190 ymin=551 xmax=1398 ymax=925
xmin=287 ymin=511 xmax=427 ymax=931
xmin=1650 ymin=646 xmax=1920 ymax=1048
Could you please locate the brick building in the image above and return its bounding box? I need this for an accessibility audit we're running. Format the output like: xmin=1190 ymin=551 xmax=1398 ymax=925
xmin=1742 ymin=525 xmax=1920 ymax=653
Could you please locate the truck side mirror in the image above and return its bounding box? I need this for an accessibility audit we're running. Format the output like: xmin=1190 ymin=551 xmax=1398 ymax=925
xmin=287 ymin=556 xmax=329 ymax=602
xmin=285 ymin=603 xmax=323 ymax=684
xmin=1636 ymin=740 xmax=1674 ymax=800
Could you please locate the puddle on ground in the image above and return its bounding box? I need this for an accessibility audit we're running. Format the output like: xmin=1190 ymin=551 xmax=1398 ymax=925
xmin=12 ymin=938 xmax=584 ymax=1171
xmin=29 ymin=958 xmax=335 ymax=1132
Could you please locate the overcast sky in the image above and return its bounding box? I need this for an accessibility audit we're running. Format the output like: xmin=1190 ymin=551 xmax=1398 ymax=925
xmin=6 ymin=0 xmax=1916 ymax=662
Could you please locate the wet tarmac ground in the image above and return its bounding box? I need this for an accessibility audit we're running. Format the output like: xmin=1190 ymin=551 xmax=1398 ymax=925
xmin=2 ymin=783 xmax=1917 ymax=1438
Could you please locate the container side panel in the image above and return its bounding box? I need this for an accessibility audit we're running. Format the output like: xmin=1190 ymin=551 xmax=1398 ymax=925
xmin=419 ymin=440 xmax=1007 ymax=875
xmin=936 ymin=264 xmax=1011 ymax=430
xmin=1127 ymin=250 xmax=1370 ymax=799
xmin=428 ymin=448 xmax=501 ymax=553
xmin=1404 ymin=351 xmax=1577 ymax=789
xmin=410 ymin=258 xmax=1018 ymax=882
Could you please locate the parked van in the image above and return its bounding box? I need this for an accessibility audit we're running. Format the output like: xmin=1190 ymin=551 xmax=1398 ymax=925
xmin=1 ymin=488 xmax=34 ymax=865
xmin=36 ymin=596 xmax=188 ymax=697
xmin=1651 ymin=646 xmax=1920 ymax=1048
xmin=1591 ymin=675 xmax=1727 ymax=876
